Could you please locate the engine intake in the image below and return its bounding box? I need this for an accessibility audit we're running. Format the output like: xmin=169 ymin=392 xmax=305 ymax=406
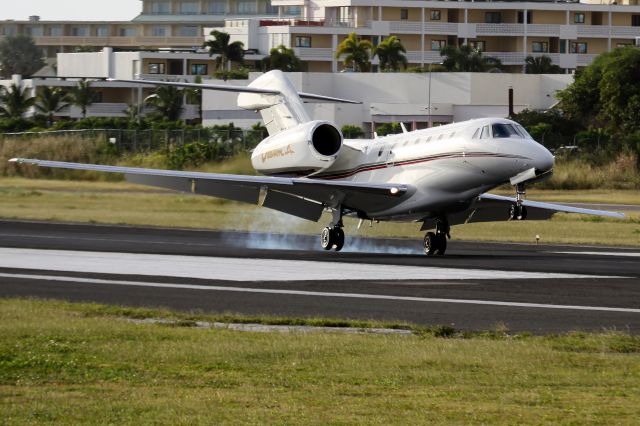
xmin=251 ymin=121 xmax=343 ymax=176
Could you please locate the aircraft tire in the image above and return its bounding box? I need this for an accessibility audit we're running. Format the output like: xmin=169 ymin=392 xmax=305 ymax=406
xmin=321 ymin=227 xmax=334 ymax=250
xmin=333 ymin=228 xmax=345 ymax=252
xmin=423 ymin=232 xmax=438 ymax=256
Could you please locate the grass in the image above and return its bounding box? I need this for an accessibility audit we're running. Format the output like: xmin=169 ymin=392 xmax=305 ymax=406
xmin=1 ymin=298 xmax=639 ymax=424
xmin=0 ymin=176 xmax=638 ymax=246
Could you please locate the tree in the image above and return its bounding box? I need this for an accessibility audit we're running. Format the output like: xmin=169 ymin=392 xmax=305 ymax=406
xmin=335 ymin=32 xmax=373 ymax=72
xmin=0 ymin=83 xmax=35 ymax=118
xmin=203 ymin=30 xmax=245 ymax=71
xmin=144 ymin=85 xmax=184 ymax=121
xmin=35 ymin=86 xmax=70 ymax=126
xmin=440 ymin=44 xmax=502 ymax=72
xmin=524 ymin=55 xmax=562 ymax=74
xmin=261 ymin=45 xmax=302 ymax=72
xmin=341 ymin=124 xmax=365 ymax=138
xmin=557 ymin=47 xmax=640 ymax=137
xmin=70 ymin=79 xmax=94 ymax=119
xmin=375 ymin=122 xmax=402 ymax=136
xmin=0 ymin=35 xmax=45 ymax=78
xmin=373 ymin=36 xmax=407 ymax=72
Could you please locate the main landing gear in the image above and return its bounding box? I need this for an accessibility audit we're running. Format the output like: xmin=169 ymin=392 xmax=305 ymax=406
xmin=423 ymin=217 xmax=449 ymax=256
xmin=320 ymin=208 xmax=345 ymax=251
xmin=509 ymin=183 xmax=528 ymax=221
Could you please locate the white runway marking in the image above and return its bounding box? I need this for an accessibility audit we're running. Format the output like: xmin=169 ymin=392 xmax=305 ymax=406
xmin=1 ymin=272 xmax=639 ymax=314
xmin=0 ymin=248 xmax=622 ymax=281
xmin=553 ymin=251 xmax=640 ymax=258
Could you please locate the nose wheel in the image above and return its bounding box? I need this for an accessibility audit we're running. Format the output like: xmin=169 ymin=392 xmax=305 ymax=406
xmin=509 ymin=184 xmax=527 ymax=220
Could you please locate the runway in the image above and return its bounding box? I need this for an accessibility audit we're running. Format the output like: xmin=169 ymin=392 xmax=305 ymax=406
xmin=1 ymin=219 xmax=639 ymax=333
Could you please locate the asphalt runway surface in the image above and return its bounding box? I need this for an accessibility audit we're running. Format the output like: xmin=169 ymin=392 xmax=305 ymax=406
xmin=1 ymin=219 xmax=639 ymax=334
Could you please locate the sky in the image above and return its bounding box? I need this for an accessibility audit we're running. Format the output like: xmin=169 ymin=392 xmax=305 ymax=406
xmin=0 ymin=0 xmax=141 ymax=21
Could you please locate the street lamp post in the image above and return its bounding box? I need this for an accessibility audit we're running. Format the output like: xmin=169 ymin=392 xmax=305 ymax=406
xmin=428 ymin=62 xmax=433 ymax=128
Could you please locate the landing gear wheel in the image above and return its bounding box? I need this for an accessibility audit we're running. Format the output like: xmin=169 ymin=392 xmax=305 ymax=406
xmin=320 ymin=227 xmax=334 ymax=250
xmin=320 ymin=227 xmax=345 ymax=251
xmin=333 ymin=228 xmax=345 ymax=252
xmin=423 ymin=232 xmax=438 ymax=256
xmin=435 ymin=233 xmax=447 ymax=256
xmin=509 ymin=203 xmax=528 ymax=221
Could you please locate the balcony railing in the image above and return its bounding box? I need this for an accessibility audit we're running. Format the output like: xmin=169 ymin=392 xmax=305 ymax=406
xmin=31 ymin=35 xmax=204 ymax=46
xmin=293 ymin=47 xmax=333 ymax=60
xmin=259 ymin=18 xmax=366 ymax=28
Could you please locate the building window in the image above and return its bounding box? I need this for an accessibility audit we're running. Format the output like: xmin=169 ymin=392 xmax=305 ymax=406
xmin=237 ymin=0 xmax=257 ymax=14
xmin=96 ymin=27 xmax=109 ymax=37
xmin=574 ymin=13 xmax=585 ymax=24
xmin=430 ymin=10 xmax=441 ymax=21
xmin=47 ymin=26 xmax=63 ymax=36
xmin=431 ymin=40 xmax=445 ymax=51
xmin=148 ymin=63 xmax=166 ymax=74
xmin=532 ymin=41 xmax=548 ymax=53
xmin=617 ymin=43 xmax=631 ymax=48
xmin=517 ymin=11 xmax=532 ymax=24
xmin=469 ymin=40 xmax=486 ymax=52
xmin=570 ymin=42 xmax=587 ymax=54
xmin=180 ymin=1 xmax=199 ymax=14
xmin=151 ymin=26 xmax=167 ymax=37
xmin=295 ymin=36 xmax=311 ymax=47
xmin=632 ymin=15 xmax=640 ymax=27
xmin=25 ymin=26 xmax=43 ymax=37
xmin=485 ymin=12 xmax=501 ymax=24
xmin=190 ymin=64 xmax=208 ymax=75
xmin=206 ymin=0 xmax=226 ymax=14
xmin=180 ymin=26 xmax=198 ymax=37
xmin=151 ymin=1 xmax=171 ymax=14
xmin=119 ymin=28 xmax=137 ymax=37
xmin=284 ymin=6 xmax=301 ymax=16
xmin=71 ymin=27 xmax=87 ymax=36
xmin=400 ymin=9 xmax=408 ymax=20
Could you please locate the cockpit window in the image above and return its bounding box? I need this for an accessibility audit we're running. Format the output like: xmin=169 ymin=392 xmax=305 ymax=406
xmin=472 ymin=128 xmax=480 ymax=139
xmin=514 ymin=124 xmax=533 ymax=139
xmin=491 ymin=123 xmax=520 ymax=138
xmin=480 ymin=125 xmax=491 ymax=139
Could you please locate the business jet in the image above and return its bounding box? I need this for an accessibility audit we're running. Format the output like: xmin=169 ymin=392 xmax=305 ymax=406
xmin=10 ymin=70 xmax=624 ymax=256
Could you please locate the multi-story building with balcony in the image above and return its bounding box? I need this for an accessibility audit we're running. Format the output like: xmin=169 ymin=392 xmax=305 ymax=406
xmin=210 ymin=0 xmax=640 ymax=72
xmin=0 ymin=0 xmax=287 ymax=59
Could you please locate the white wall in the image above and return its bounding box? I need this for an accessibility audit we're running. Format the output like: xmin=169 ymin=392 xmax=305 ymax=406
xmin=202 ymin=72 xmax=574 ymax=129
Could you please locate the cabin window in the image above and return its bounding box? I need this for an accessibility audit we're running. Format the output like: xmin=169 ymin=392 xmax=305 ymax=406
xmin=480 ymin=125 xmax=491 ymax=139
xmin=427 ymin=136 xmax=432 ymax=142
xmin=437 ymin=134 xmax=444 ymax=140
xmin=449 ymin=132 xmax=455 ymax=138
xmin=492 ymin=123 xmax=520 ymax=138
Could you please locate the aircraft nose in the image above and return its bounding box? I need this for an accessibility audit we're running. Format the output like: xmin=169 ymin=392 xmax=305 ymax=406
xmin=536 ymin=146 xmax=555 ymax=173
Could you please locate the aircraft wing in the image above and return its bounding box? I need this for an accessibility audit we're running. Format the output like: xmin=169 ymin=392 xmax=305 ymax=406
xmin=9 ymin=159 xmax=414 ymax=222
xmin=444 ymin=192 xmax=624 ymax=226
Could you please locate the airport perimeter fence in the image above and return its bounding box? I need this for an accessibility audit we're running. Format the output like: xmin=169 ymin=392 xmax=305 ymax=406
xmin=0 ymin=128 xmax=270 ymax=160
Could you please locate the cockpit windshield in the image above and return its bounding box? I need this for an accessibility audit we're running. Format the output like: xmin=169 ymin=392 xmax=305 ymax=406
xmin=491 ymin=123 xmax=520 ymax=138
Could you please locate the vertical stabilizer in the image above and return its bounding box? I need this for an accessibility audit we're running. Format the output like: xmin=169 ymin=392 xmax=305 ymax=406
xmin=237 ymin=71 xmax=310 ymax=136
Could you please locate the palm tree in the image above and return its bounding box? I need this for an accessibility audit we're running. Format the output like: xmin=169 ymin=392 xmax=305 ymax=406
xmin=335 ymin=32 xmax=373 ymax=72
xmin=144 ymin=85 xmax=183 ymax=121
xmin=35 ymin=86 xmax=70 ymax=126
xmin=373 ymin=36 xmax=407 ymax=72
xmin=203 ymin=30 xmax=245 ymax=71
xmin=70 ymin=79 xmax=93 ymax=119
xmin=261 ymin=45 xmax=302 ymax=72
xmin=440 ymin=44 xmax=502 ymax=72
xmin=525 ymin=55 xmax=562 ymax=74
xmin=0 ymin=83 xmax=35 ymax=118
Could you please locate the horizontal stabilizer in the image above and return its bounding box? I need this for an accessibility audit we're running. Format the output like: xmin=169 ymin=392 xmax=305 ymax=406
xmin=109 ymin=78 xmax=361 ymax=104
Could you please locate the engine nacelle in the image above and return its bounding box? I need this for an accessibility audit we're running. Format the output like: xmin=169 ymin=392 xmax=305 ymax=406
xmin=251 ymin=120 xmax=342 ymax=176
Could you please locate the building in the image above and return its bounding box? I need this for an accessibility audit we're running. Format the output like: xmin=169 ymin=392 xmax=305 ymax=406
xmin=0 ymin=0 xmax=286 ymax=59
xmin=200 ymin=71 xmax=572 ymax=131
xmin=209 ymin=0 xmax=640 ymax=72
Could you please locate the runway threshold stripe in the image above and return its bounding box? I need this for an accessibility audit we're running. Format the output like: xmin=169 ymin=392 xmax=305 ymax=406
xmin=3 ymin=272 xmax=640 ymax=314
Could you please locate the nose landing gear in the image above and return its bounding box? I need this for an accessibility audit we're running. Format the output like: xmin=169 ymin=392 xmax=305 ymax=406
xmin=509 ymin=184 xmax=528 ymax=221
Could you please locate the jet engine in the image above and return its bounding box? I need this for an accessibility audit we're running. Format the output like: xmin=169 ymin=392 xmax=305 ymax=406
xmin=251 ymin=120 xmax=343 ymax=176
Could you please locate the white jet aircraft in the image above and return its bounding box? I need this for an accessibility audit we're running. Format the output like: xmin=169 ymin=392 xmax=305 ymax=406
xmin=10 ymin=70 xmax=623 ymax=255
